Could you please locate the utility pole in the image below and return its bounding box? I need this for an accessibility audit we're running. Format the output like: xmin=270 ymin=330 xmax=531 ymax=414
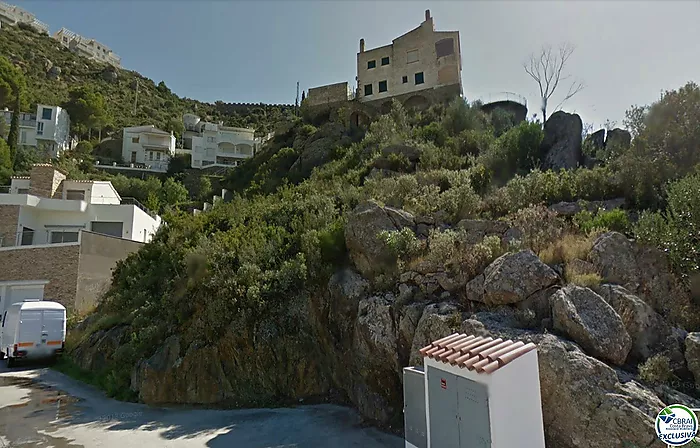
xmin=295 ymin=81 xmax=300 ymax=116
xmin=133 ymin=78 xmax=139 ymax=114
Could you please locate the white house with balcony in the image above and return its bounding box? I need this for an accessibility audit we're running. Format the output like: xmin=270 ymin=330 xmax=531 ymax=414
xmin=1 ymin=105 xmax=73 ymax=157
xmin=119 ymin=125 xmax=176 ymax=173
xmin=0 ymin=164 xmax=161 ymax=247
xmin=0 ymin=2 xmax=49 ymax=34
xmin=181 ymin=114 xmax=260 ymax=170
xmin=53 ymin=27 xmax=121 ymax=68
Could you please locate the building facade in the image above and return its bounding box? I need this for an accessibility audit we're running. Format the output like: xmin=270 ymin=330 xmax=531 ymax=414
xmin=1 ymin=104 xmax=73 ymax=157
xmin=53 ymin=27 xmax=121 ymax=68
xmin=0 ymin=164 xmax=161 ymax=312
xmin=356 ymin=9 xmax=461 ymax=109
xmin=121 ymin=125 xmax=176 ymax=173
xmin=183 ymin=114 xmax=262 ymax=170
xmin=0 ymin=2 xmax=48 ymax=34
xmin=0 ymin=164 xmax=162 ymax=247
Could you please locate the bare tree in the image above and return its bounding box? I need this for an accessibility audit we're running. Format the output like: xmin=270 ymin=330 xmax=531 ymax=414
xmin=523 ymin=43 xmax=585 ymax=122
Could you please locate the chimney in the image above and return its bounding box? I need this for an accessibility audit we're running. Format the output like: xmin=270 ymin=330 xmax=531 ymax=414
xmin=360 ymin=38 xmax=365 ymax=53
xmin=425 ymin=9 xmax=431 ymax=21
xmin=29 ymin=164 xmax=66 ymax=199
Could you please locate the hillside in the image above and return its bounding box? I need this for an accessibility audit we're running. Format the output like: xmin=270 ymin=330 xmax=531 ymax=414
xmin=0 ymin=25 xmax=294 ymax=136
xmin=64 ymin=78 xmax=700 ymax=447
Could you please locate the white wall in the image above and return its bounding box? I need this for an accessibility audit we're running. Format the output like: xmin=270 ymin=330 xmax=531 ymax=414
xmin=490 ymin=351 xmax=546 ymax=448
xmin=15 ymin=203 xmax=160 ymax=245
xmin=88 ymin=182 xmax=120 ymax=204
xmin=0 ymin=282 xmax=47 ymax=315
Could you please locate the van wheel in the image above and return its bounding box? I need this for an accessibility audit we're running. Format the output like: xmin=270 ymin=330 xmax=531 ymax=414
xmin=6 ymin=357 xmax=15 ymax=368
xmin=0 ymin=351 xmax=5 ymax=360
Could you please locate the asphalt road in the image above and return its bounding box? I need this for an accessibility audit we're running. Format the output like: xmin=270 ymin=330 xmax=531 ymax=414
xmin=0 ymin=361 xmax=403 ymax=447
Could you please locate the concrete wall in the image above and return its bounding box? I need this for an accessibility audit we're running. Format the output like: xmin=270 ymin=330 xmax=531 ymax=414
xmin=0 ymin=243 xmax=81 ymax=309
xmin=75 ymin=231 xmax=143 ymax=313
xmin=356 ymin=12 xmax=461 ymax=105
xmin=307 ymin=82 xmax=351 ymax=107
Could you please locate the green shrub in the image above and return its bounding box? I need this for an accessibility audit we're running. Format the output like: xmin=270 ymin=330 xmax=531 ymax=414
xmin=635 ymin=173 xmax=700 ymax=277
xmin=380 ymin=227 xmax=423 ymax=265
xmin=414 ymin=121 xmax=448 ymax=146
xmin=574 ymin=209 xmax=630 ymax=234
xmin=507 ymin=204 xmax=565 ymax=253
xmin=478 ymin=121 xmax=544 ymax=183
xmin=638 ymin=354 xmax=673 ymax=385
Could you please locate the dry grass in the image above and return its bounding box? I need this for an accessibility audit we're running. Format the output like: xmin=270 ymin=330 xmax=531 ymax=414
xmin=539 ymin=233 xmax=597 ymax=266
xmin=566 ymin=272 xmax=602 ymax=288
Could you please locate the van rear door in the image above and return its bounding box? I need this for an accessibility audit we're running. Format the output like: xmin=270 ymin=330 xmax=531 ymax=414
xmin=17 ymin=310 xmax=42 ymax=350
xmin=42 ymin=310 xmax=65 ymax=348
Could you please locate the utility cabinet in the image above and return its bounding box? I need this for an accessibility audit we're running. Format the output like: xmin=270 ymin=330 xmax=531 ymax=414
xmin=403 ymin=367 xmax=427 ymax=448
xmin=404 ymin=333 xmax=546 ymax=448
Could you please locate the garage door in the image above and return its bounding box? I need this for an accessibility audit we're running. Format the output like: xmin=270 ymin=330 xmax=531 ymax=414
xmin=0 ymin=284 xmax=45 ymax=315
xmin=91 ymin=221 xmax=124 ymax=238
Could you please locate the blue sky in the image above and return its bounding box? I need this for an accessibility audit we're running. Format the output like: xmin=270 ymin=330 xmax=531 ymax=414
xmin=17 ymin=1 xmax=700 ymax=127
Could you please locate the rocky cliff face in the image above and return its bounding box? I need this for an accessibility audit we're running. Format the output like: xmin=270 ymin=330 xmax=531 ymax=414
xmin=71 ymin=200 xmax=700 ymax=447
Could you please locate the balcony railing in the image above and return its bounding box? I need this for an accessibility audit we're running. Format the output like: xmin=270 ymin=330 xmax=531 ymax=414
xmin=121 ymin=197 xmax=158 ymax=219
xmin=0 ymin=230 xmax=80 ymax=248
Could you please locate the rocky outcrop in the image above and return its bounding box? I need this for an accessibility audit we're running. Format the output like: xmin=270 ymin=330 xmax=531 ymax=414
xmin=345 ymin=200 xmax=415 ymax=278
xmin=102 ymin=67 xmax=118 ymax=82
xmin=71 ymin=325 xmax=128 ymax=372
xmin=585 ymin=128 xmax=606 ymax=152
xmin=465 ymin=250 xmax=560 ymax=305
xmin=290 ymin=123 xmax=347 ymax=176
xmin=538 ymin=335 xmax=665 ymax=448
xmin=596 ymin=284 xmax=679 ymax=363
xmin=685 ymin=333 xmax=700 ymax=386
xmin=551 ymin=285 xmax=632 ymax=365
xmin=541 ymin=111 xmax=583 ymax=170
xmin=588 ymin=232 xmax=698 ymax=327
xmin=46 ymin=65 xmax=61 ymax=79
xmin=606 ymin=128 xmax=632 ymax=151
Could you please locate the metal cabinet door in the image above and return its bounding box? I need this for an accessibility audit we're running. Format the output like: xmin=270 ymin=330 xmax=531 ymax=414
xmin=457 ymin=376 xmax=491 ymax=448
xmin=427 ymin=366 xmax=460 ymax=448
xmin=403 ymin=368 xmax=427 ymax=448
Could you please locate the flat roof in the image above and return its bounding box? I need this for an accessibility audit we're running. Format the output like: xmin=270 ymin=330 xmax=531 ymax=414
xmin=12 ymin=301 xmax=66 ymax=311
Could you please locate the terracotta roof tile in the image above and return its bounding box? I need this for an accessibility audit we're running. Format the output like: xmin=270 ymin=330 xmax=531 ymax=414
xmin=420 ymin=333 xmax=536 ymax=374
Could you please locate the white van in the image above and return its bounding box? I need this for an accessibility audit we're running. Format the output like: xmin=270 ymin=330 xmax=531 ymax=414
xmin=0 ymin=299 xmax=66 ymax=367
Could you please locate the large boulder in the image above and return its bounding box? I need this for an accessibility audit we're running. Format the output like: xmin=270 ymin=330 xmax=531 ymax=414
xmin=584 ymin=128 xmax=606 ymax=152
xmin=46 ymin=65 xmax=61 ymax=79
xmin=538 ymin=334 xmax=666 ymax=448
xmin=465 ymin=250 xmax=560 ymax=305
xmin=605 ymin=128 xmax=632 ymax=151
xmin=541 ymin=111 xmax=583 ymax=170
xmin=551 ymin=285 xmax=632 ymax=365
xmin=408 ymin=302 xmax=459 ymax=365
xmin=588 ymin=232 xmax=698 ymax=328
xmin=345 ymin=200 xmax=415 ymax=278
xmin=596 ymin=284 xmax=679 ymax=363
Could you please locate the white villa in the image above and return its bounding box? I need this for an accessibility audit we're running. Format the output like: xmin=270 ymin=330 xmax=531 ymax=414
xmin=120 ymin=125 xmax=176 ymax=173
xmin=0 ymin=164 xmax=162 ymax=247
xmin=0 ymin=2 xmax=48 ymax=34
xmin=0 ymin=164 xmax=161 ymax=313
xmin=183 ymin=114 xmax=262 ymax=170
xmin=53 ymin=27 xmax=121 ymax=68
xmin=1 ymin=105 xmax=73 ymax=157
